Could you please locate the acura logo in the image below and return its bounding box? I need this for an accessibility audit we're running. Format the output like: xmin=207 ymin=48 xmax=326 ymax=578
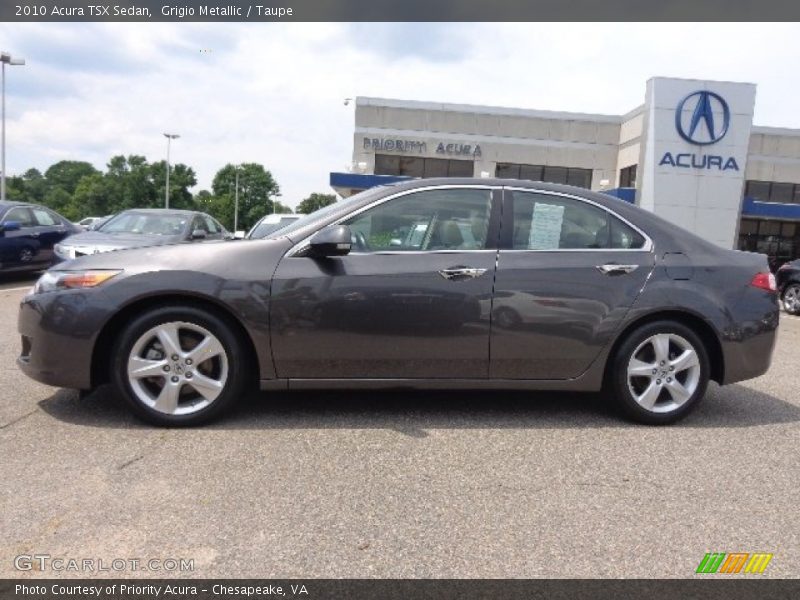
xmin=675 ymin=90 xmax=730 ymax=145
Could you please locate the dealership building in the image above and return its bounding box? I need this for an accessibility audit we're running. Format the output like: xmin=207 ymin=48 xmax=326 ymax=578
xmin=330 ymin=77 xmax=800 ymax=266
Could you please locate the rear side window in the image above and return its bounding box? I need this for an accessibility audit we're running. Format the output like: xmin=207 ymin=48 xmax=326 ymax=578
xmin=510 ymin=191 xmax=646 ymax=250
xmin=32 ymin=208 xmax=57 ymax=226
xmin=203 ymin=216 xmax=221 ymax=233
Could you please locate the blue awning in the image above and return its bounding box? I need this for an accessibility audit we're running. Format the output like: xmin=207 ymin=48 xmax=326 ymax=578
xmin=741 ymin=197 xmax=800 ymax=220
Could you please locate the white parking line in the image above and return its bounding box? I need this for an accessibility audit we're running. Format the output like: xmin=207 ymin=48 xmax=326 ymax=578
xmin=0 ymin=286 xmax=32 ymax=293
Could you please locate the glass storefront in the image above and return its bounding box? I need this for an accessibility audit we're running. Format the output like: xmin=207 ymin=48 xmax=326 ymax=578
xmin=738 ymin=218 xmax=800 ymax=270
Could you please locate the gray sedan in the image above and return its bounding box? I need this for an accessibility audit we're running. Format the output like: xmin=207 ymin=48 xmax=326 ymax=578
xmin=18 ymin=179 xmax=779 ymax=426
xmin=54 ymin=209 xmax=230 ymax=261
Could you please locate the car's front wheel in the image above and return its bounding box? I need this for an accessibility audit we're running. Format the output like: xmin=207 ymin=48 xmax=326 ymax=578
xmin=609 ymin=320 xmax=710 ymax=425
xmin=112 ymin=306 xmax=247 ymax=426
xmin=782 ymin=283 xmax=800 ymax=315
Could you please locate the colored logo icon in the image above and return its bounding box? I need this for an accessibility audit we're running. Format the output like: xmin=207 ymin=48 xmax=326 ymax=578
xmin=696 ymin=552 xmax=773 ymax=574
xmin=676 ymin=91 xmax=730 ymax=145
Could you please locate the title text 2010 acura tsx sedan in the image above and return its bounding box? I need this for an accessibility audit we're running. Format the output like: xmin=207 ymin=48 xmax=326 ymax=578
xmin=17 ymin=179 xmax=779 ymax=426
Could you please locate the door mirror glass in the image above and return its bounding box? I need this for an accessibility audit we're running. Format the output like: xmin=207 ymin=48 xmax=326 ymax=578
xmin=190 ymin=229 xmax=207 ymax=240
xmin=308 ymin=225 xmax=352 ymax=257
xmin=1 ymin=220 xmax=21 ymax=232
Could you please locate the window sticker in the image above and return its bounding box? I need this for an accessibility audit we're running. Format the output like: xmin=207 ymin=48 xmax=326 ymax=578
xmin=529 ymin=202 xmax=565 ymax=249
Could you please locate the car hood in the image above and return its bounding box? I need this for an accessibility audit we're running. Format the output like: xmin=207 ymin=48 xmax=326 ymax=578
xmin=59 ymin=231 xmax=182 ymax=253
xmin=56 ymin=237 xmax=294 ymax=281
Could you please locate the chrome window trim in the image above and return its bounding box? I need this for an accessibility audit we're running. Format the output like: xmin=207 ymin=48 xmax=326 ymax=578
xmin=285 ymin=184 xmax=500 ymax=257
xmin=504 ymin=186 xmax=654 ymax=253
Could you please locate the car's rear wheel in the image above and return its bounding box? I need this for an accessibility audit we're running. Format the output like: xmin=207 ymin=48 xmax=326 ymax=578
xmin=609 ymin=320 xmax=710 ymax=424
xmin=783 ymin=283 xmax=800 ymax=315
xmin=111 ymin=306 xmax=246 ymax=426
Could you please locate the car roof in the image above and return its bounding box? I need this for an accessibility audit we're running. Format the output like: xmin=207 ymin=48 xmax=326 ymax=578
xmin=118 ymin=208 xmax=199 ymax=216
xmin=0 ymin=200 xmax=36 ymax=209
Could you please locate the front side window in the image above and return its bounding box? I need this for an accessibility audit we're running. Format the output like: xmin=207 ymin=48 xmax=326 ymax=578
xmin=3 ymin=207 xmax=36 ymax=227
xmin=343 ymin=188 xmax=493 ymax=252
xmin=511 ymin=191 xmax=645 ymax=250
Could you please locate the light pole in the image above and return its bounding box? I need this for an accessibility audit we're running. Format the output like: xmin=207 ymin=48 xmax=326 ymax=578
xmin=1 ymin=51 xmax=26 ymax=202
xmin=234 ymin=166 xmax=240 ymax=232
xmin=163 ymin=133 xmax=179 ymax=208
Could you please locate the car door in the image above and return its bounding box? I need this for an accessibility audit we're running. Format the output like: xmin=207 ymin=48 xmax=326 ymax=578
xmin=489 ymin=188 xmax=655 ymax=380
xmin=0 ymin=206 xmax=42 ymax=269
xmin=30 ymin=206 xmax=70 ymax=264
xmin=270 ymin=186 xmax=502 ymax=379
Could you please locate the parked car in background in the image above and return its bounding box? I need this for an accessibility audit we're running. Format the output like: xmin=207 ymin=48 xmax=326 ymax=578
xmin=246 ymin=213 xmax=302 ymax=239
xmin=777 ymin=259 xmax=800 ymax=314
xmin=54 ymin=209 xmax=231 ymax=261
xmin=75 ymin=216 xmax=104 ymax=230
xmin=0 ymin=201 xmax=81 ymax=273
xmin=18 ymin=179 xmax=779 ymax=427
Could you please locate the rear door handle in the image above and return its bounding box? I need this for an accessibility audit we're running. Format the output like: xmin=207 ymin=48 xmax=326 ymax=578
xmin=439 ymin=267 xmax=487 ymax=280
xmin=597 ymin=263 xmax=638 ymax=275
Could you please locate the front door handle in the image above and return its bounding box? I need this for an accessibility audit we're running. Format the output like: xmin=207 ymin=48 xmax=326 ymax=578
xmin=438 ymin=267 xmax=487 ymax=280
xmin=596 ymin=263 xmax=638 ymax=276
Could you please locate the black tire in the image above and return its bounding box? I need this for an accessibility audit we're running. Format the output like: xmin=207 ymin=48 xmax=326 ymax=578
xmin=111 ymin=305 xmax=247 ymax=426
xmin=608 ymin=320 xmax=710 ymax=425
xmin=782 ymin=283 xmax=800 ymax=315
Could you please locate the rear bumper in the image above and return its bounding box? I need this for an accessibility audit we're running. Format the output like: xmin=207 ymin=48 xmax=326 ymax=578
xmin=17 ymin=289 xmax=108 ymax=390
xmin=720 ymin=290 xmax=780 ymax=385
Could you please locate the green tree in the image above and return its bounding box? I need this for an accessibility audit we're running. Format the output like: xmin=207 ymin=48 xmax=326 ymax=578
xmin=150 ymin=160 xmax=198 ymax=210
xmin=69 ymin=173 xmax=111 ymax=220
xmin=103 ymin=155 xmax=157 ymax=212
xmin=297 ymin=192 xmax=337 ymax=214
xmin=210 ymin=163 xmax=281 ymax=230
xmin=44 ymin=161 xmax=99 ymax=196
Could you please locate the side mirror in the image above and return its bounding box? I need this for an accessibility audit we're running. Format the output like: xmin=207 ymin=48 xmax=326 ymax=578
xmin=308 ymin=225 xmax=352 ymax=257
xmin=190 ymin=229 xmax=207 ymax=240
xmin=0 ymin=220 xmax=21 ymax=233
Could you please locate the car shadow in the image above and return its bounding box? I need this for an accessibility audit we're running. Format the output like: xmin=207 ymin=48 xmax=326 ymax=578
xmin=37 ymin=381 xmax=800 ymax=435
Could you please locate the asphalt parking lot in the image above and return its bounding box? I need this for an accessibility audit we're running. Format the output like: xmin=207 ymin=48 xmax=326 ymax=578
xmin=1 ymin=270 xmax=799 ymax=579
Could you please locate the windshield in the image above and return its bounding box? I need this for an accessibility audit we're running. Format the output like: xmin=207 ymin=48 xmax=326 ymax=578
xmin=99 ymin=212 xmax=189 ymax=236
xmin=248 ymin=216 xmax=300 ymax=239
xmin=264 ymin=187 xmax=387 ymax=240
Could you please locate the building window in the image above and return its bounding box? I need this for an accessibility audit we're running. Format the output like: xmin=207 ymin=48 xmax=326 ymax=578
xmin=619 ymin=165 xmax=637 ymax=188
xmin=374 ymin=154 xmax=473 ymax=178
xmin=744 ymin=180 xmax=800 ymax=204
xmin=737 ymin=217 xmax=800 ymax=270
xmin=495 ymin=163 xmax=593 ymax=189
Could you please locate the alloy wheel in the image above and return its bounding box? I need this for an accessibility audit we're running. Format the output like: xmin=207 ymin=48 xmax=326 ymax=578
xmin=626 ymin=333 xmax=701 ymax=414
xmin=784 ymin=284 xmax=800 ymax=314
xmin=126 ymin=321 xmax=229 ymax=416
xmin=19 ymin=248 xmax=33 ymax=262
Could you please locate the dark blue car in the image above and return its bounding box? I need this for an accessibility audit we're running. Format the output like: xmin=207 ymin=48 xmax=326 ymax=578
xmin=0 ymin=201 xmax=80 ymax=273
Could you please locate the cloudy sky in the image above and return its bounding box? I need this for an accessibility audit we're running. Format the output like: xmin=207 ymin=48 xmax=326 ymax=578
xmin=1 ymin=22 xmax=799 ymax=209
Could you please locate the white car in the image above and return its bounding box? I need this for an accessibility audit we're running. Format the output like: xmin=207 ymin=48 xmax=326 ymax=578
xmin=246 ymin=213 xmax=302 ymax=239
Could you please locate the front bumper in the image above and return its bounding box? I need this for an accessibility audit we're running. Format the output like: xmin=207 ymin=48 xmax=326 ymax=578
xmin=17 ymin=289 xmax=109 ymax=390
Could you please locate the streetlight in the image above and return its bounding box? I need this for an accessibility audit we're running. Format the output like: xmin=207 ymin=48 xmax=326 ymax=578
xmin=1 ymin=51 xmax=26 ymax=202
xmin=163 ymin=133 xmax=180 ymax=208
xmin=233 ymin=165 xmax=240 ymax=233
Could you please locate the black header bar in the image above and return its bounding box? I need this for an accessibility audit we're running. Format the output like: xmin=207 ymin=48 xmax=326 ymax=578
xmin=4 ymin=0 xmax=800 ymax=22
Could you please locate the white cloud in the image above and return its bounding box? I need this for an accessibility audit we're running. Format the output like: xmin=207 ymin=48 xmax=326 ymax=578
xmin=2 ymin=22 xmax=800 ymax=209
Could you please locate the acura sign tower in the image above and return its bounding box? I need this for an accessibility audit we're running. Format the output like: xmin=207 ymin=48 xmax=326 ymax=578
xmin=637 ymin=77 xmax=756 ymax=248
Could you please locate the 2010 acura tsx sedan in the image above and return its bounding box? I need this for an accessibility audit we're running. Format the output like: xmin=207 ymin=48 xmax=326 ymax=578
xmin=17 ymin=179 xmax=779 ymax=426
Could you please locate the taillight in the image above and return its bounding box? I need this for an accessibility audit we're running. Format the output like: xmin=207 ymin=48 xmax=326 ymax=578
xmin=750 ymin=272 xmax=777 ymax=292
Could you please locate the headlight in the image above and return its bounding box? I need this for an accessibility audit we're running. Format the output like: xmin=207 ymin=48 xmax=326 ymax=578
xmin=53 ymin=243 xmax=69 ymax=258
xmin=33 ymin=270 xmax=122 ymax=294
